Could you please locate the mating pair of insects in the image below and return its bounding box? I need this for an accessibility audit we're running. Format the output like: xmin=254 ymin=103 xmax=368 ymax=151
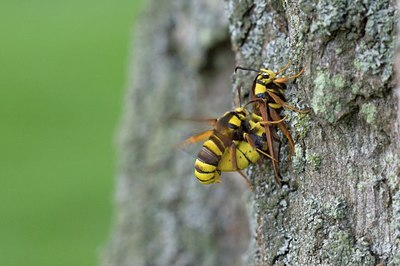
xmin=180 ymin=61 xmax=307 ymax=189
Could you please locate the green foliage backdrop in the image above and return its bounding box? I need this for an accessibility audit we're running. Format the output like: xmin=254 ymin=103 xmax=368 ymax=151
xmin=0 ymin=1 xmax=143 ymax=265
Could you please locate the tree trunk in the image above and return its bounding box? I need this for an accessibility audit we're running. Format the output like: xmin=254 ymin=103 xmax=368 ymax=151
xmin=102 ymin=0 xmax=399 ymax=265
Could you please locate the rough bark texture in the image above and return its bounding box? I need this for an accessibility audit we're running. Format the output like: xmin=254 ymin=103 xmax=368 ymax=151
xmin=102 ymin=0 xmax=399 ymax=265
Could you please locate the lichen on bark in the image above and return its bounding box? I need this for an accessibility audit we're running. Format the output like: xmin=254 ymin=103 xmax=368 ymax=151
xmin=227 ymin=0 xmax=399 ymax=265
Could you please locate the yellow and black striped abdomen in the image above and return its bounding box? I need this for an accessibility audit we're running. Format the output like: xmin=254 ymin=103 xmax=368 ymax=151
xmin=193 ymin=107 xmax=250 ymax=185
xmin=194 ymin=136 xmax=225 ymax=184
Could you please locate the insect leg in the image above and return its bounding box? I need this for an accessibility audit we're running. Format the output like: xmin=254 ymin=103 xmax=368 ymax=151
xmin=258 ymin=102 xmax=282 ymax=186
xmin=237 ymin=170 xmax=254 ymax=192
xmin=275 ymin=60 xmax=291 ymax=75
xmin=243 ymin=132 xmax=275 ymax=161
xmin=259 ymin=115 xmax=286 ymax=125
xmin=274 ymin=68 xmax=305 ymax=83
xmin=267 ymin=90 xmax=309 ymax=113
xmin=270 ymin=109 xmax=295 ymax=159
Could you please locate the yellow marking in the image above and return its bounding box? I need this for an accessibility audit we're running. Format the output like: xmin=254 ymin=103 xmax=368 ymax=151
xmin=195 ymin=160 xmax=216 ymax=172
xmin=217 ymin=141 xmax=260 ymax=171
xmin=259 ymin=69 xmax=276 ymax=79
xmin=254 ymin=84 xmax=266 ymax=95
xmin=250 ymin=113 xmax=263 ymax=122
xmin=239 ymin=141 xmax=260 ymax=164
xmin=229 ymin=115 xmax=242 ymax=127
xmin=234 ymin=107 xmax=246 ymax=113
xmin=249 ymin=120 xmax=265 ymax=135
xmin=203 ymin=140 xmax=223 ymax=156
xmin=218 ymin=144 xmax=238 ymax=171
xmin=195 ymin=170 xmax=216 ymax=184
xmin=268 ymin=103 xmax=282 ymax=109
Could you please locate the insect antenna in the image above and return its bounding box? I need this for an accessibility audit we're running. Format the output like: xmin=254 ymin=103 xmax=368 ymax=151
xmin=243 ymin=98 xmax=265 ymax=108
xmin=274 ymin=68 xmax=305 ymax=83
xmin=237 ymin=83 xmax=243 ymax=107
xmin=235 ymin=66 xmax=260 ymax=73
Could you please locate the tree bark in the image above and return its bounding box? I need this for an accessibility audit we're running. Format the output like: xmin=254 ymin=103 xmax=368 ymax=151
xmin=102 ymin=0 xmax=399 ymax=265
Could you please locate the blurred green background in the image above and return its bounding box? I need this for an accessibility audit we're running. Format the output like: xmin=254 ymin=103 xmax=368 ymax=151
xmin=0 ymin=0 xmax=144 ymax=265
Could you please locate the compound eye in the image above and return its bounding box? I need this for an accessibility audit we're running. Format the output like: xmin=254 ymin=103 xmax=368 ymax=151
xmin=262 ymin=74 xmax=270 ymax=79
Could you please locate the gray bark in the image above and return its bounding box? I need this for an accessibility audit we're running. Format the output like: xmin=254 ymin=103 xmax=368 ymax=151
xmin=102 ymin=0 xmax=399 ymax=265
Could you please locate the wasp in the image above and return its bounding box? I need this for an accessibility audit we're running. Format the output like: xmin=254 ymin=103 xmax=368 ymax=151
xmin=235 ymin=61 xmax=307 ymax=184
xmin=179 ymin=105 xmax=281 ymax=189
